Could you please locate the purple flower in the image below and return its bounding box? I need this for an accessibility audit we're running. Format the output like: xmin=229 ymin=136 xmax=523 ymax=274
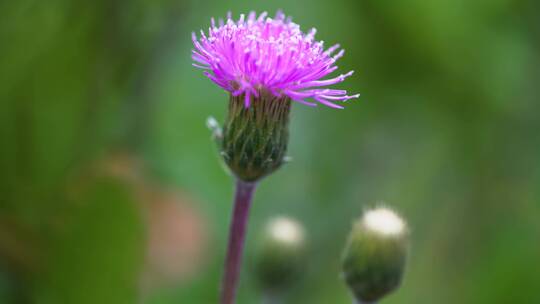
xmin=192 ymin=11 xmax=359 ymax=109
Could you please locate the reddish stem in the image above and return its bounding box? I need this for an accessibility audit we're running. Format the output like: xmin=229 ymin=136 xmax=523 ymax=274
xmin=220 ymin=180 xmax=257 ymax=304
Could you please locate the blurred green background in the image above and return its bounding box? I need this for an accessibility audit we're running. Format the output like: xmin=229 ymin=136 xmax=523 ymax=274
xmin=1 ymin=0 xmax=539 ymax=303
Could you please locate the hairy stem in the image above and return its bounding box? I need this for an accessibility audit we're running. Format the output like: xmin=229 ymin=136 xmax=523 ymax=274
xmin=220 ymin=180 xmax=257 ymax=304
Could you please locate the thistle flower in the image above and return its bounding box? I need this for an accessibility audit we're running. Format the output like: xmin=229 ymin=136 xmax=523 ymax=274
xmin=193 ymin=11 xmax=359 ymax=182
xmin=342 ymin=207 xmax=409 ymax=303
xmin=192 ymin=11 xmax=358 ymax=304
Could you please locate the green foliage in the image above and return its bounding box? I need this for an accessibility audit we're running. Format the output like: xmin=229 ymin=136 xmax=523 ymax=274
xmin=36 ymin=178 xmax=145 ymax=304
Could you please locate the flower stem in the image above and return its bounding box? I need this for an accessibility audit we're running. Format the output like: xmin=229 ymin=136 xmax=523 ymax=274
xmin=220 ymin=180 xmax=257 ymax=304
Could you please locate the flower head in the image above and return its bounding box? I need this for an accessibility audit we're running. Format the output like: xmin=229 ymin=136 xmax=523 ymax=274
xmin=192 ymin=11 xmax=359 ymax=109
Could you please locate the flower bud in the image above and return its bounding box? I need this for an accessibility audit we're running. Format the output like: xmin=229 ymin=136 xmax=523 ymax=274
xmin=221 ymin=93 xmax=291 ymax=182
xmin=253 ymin=216 xmax=306 ymax=292
xmin=342 ymin=207 xmax=409 ymax=303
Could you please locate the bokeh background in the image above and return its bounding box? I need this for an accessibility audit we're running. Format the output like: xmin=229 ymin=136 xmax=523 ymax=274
xmin=1 ymin=0 xmax=539 ymax=303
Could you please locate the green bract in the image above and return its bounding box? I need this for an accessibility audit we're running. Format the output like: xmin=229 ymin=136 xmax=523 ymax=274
xmin=221 ymin=93 xmax=291 ymax=182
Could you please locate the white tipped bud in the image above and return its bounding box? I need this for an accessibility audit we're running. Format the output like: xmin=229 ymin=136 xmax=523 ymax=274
xmin=342 ymin=207 xmax=409 ymax=303
xmin=253 ymin=216 xmax=307 ymax=292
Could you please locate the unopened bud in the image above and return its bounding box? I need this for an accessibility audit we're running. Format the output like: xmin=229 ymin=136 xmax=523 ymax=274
xmin=342 ymin=207 xmax=409 ymax=303
xmin=253 ymin=216 xmax=306 ymax=292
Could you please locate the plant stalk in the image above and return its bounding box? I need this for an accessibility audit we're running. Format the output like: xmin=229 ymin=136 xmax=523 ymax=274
xmin=220 ymin=180 xmax=257 ymax=304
